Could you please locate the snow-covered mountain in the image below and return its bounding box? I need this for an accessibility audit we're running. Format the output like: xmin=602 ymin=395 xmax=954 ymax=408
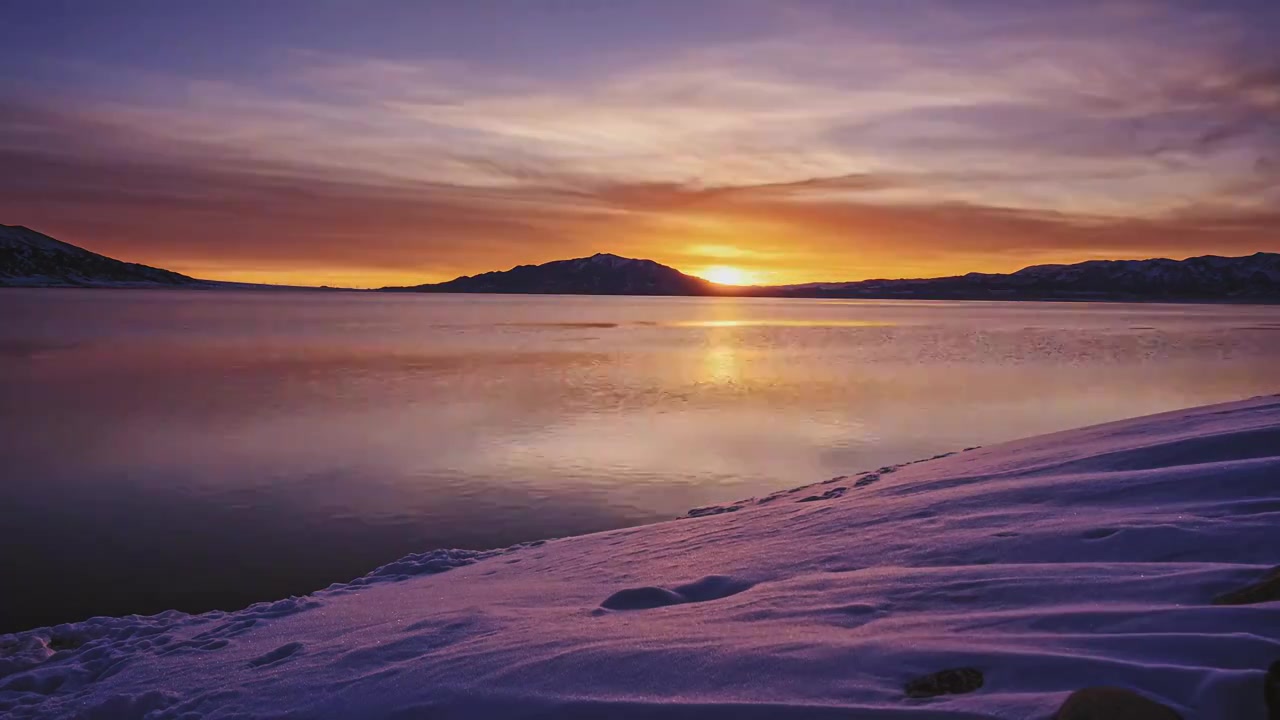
xmin=0 ymin=225 xmax=200 ymax=288
xmin=386 ymin=253 xmax=719 ymax=296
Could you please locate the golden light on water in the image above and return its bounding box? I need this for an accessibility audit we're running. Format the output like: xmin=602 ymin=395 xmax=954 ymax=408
xmin=675 ymin=320 xmax=895 ymax=328
xmin=702 ymin=344 xmax=740 ymax=385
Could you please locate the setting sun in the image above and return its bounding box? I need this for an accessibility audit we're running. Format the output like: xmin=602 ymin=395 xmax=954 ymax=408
xmin=3 ymin=2 xmax=1278 ymax=714
xmin=699 ymin=265 xmax=755 ymax=286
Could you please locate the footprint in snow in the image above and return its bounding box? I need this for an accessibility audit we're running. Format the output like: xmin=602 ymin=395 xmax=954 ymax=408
xmin=157 ymin=637 xmax=230 ymax=656
xmin=247 ymin=642 xmax=304 ymax=669
xmin=599 ymin=575 xmax=754 ymax=611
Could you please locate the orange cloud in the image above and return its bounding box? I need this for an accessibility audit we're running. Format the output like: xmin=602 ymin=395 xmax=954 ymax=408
xmin=2 ymin=6 xmax=1277 ymax=286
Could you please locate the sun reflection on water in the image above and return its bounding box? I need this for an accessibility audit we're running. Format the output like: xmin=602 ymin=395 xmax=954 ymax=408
xmin=702 ymin=343 xmax=739 ymax=385
xmin=674 ymin=320 xmax=896 ymax=328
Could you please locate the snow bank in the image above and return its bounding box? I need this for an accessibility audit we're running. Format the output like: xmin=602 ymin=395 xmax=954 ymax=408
xmin=3 ymin=396 xmax=1279 ymax=719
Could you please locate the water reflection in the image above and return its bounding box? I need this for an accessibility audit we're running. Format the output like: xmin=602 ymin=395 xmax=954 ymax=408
xmin=697 ymin=298 xmax=745 ymax=386
xmin=676 ymin=319 xmax=896 ymax=328
xmin=1 ymin=289 xmax=1279 ymax=631
xmin=702 ymin=344 xmax=740 ymax=385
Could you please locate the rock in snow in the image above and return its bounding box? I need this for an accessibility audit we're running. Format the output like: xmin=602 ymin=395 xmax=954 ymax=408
xmin=1053 ymin=686 xmax=1183 ymax=719
xmin=2 ymin=396 xmax=1280 ymax=718
xmin=903 ymin=667 xmax=984 ymax=699
xmin=1266 ymin=661 xmax=1280 ymax=720
xmin=1213 ymin=566 xmax=1280 ymax=606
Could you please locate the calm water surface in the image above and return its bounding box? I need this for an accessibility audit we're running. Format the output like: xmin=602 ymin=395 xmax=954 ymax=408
xmin=2 ymin=289 xmax=1279 ymax=631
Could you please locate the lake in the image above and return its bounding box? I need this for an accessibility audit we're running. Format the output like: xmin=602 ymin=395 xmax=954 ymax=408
xmin=2 ymin=289 xmax=1278 ymax=632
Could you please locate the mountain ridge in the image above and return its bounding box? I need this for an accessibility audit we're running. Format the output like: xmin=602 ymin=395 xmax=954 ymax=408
xmin=0 ymin=224 xmax=203 ymax=288
xmin=389 ymin=250 xmax=1280 ymax=302
xmin=383 ymin=252 xmax=721 ymax=296
xmin=764 ymin=251 xmax=1280 ymax=301
xmin=3 ymin=224 xmax=1278 ymax=302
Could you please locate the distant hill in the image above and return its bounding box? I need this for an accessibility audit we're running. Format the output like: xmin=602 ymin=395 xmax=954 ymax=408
xmin=385 ymin=253 xmax=719 ymax=296
xmin=388 ymin=251 xmax=1280 ymax=302
xmin=0 ymin=225 xmax=202 ymax=288
xmin=765 ymin=253 xmax=1280 ymax=302
xmin=5 ymin=223 xmax=1277 ymax=302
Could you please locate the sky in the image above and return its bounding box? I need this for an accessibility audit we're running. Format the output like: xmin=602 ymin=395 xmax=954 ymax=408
xmin=2 ymin=0 xmax=1278 ymax=287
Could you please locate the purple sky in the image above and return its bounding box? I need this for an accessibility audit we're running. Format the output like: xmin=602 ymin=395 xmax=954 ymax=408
xmin=2 ymin=0 xmax=1277 ymax=286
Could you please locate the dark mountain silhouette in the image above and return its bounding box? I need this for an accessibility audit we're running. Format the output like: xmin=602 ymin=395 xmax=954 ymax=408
xmin=387 ymin=251 xmax=1280 ymax=302
xmin=4 ymin=223 xmax=1277 ymax=302
xmin=764 ymin=253 xmax=1280 ymax=302
xmin=0 ymin=224 xmax=202 ymax=288
xmin=385 ymin=253 xmax=720 ymax=296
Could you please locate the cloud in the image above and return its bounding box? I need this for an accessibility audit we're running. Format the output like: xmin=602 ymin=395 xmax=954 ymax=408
xmin=1 ymin=1 xmax=1277 ymax=284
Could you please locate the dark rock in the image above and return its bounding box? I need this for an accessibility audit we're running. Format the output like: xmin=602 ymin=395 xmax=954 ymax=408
xmin=854 ymin=474 xmax=881 ymax=488
xmin=904 ymin=667 xmax=983 ymax=698
xmin=685 ymin=505 xmax=741 ymax=518
xmin=1053 ymin=687 xmax=1182 ymax=719
xmin=1213 ymin=567 xmax=1280 ymax=605
xmin=46 ymin=635 xmax=82 ymax=652
xmin=1266 ymin=660 xmax=1279 ymax=720
xmin=797 ymin=487 xmax=846 ymax=503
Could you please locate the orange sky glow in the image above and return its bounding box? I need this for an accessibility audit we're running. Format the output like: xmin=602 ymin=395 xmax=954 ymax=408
xmin=1 ymin=1 xmax=1277 ymax=288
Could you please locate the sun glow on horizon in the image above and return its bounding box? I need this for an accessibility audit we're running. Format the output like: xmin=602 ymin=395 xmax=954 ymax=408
xmin=698 ymin=265 xmax=757 ymax=286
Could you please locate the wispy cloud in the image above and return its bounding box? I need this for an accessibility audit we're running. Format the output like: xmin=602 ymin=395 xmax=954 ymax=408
xmin=0 ymin=0 xmax=1276 ymax=284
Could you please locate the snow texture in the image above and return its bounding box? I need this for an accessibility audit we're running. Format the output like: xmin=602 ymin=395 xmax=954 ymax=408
xmin=2 ymin=396 xmax=1279 ymax=718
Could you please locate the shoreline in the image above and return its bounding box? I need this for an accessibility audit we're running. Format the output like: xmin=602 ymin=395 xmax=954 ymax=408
xmin=3 ymin=395 xmax=1279 ymax=718
xmin=5 ymin=284 xmax=1280 ymax=307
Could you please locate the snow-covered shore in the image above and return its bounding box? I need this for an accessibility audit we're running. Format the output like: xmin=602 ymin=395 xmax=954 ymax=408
xmin=3 ymin=397 xmax=1279 ymax=719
